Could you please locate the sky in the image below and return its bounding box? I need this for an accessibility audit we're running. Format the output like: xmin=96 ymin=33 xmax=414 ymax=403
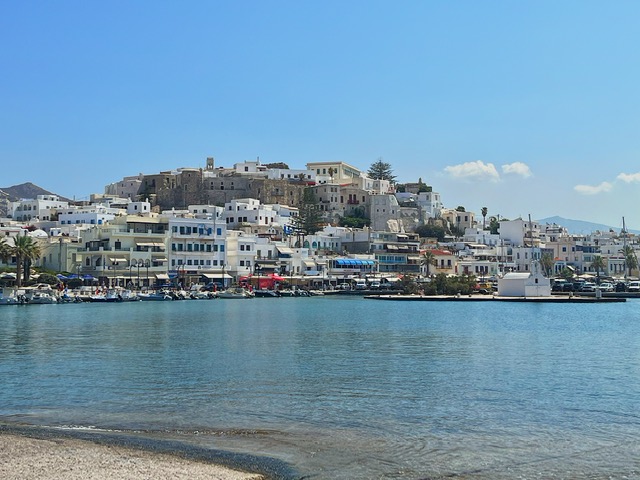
xmin=1 ymin=1 xmax=639 ymax=229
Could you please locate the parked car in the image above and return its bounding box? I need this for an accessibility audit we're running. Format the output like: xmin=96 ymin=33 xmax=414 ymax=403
xmin=552 ymin=280 xmax=574 ymax=292
xmin=581 ymin=282 xmax=597 ymax=292
xmin=598 ymin=282 xmax=614 ymax=292
xmin=628 ymin=281 xmax=640 ymax=293
xmin=615 ymin=282 xmax=627 ymax=292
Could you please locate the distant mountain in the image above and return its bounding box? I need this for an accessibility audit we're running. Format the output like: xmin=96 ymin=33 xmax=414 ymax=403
xmin=0 ymin=182 xmax=73 ymax=217
xmin=0 ymin=182 xmax=63 ymax=201
xmin=537 ymin=216 xmax=639 ymax=235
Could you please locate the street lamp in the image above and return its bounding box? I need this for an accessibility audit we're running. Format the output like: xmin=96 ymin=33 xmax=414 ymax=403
xmin=129 ymin=259 xmax=135 ymax=287
xmin=145 ymin=259 xmax=150 ymax=289
xmin=111 ymin=259 xmax=118 ymax=287
xmin=137 ymin=260 xmax=141 ymax=289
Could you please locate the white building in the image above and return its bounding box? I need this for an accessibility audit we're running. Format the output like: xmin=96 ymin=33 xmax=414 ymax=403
xmin=497 ymin=264 xmax=551 ymax=297
xmin=168 ymin=215 xmax=228 ymax=286
xmin=416 ymin=191 xmax=442 ymax=220
xmin=58 ymin=204 xmax=121 ymax=227
xmin=10 ymin=195 xmax=69 ymax=222
xmin=369 ymin=195 xmax=402 ymax=232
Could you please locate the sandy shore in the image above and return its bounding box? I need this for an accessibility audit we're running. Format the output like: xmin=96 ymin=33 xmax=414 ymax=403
xmin=0 ymin=432 xmax=264 ymax=480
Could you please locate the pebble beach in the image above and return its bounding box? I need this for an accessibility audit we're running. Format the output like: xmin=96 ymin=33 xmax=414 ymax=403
xmin=0 ymin=432 xmax=263 ymax=480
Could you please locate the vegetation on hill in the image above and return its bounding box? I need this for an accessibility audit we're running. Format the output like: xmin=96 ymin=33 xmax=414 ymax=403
xmin=367 ymin=158 xmax=396 ymax=183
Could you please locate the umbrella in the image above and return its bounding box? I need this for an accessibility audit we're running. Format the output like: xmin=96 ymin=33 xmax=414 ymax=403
xmin=82 ymin=274 xmax=96 ymax=281
xmin=269 ymin=273 xmax=285 ymax=281
xmin=56 ymin=274 xmax=69 ymax=280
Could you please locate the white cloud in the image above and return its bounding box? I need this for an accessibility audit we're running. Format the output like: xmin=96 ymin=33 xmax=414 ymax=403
xmin=443 ymin=160 xmax=500 ymax=182
xmin=501 ymin=162 xmax=532 ymax=178
xmin=574 ymin=182 xmax=613 ymax=195
xmin=617 ymin=172 xmax=640 ymax=183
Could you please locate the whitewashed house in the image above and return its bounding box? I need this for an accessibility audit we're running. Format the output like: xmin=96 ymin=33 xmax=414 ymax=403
xmin=497 ymin=263 xmax=551 ymax=297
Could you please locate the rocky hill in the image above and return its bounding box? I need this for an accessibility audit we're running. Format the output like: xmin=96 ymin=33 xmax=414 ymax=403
xmin=0 ymin=182 xmax=71 ymax=217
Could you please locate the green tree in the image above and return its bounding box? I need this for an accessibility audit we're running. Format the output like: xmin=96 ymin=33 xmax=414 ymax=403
xmin=415 ymin=224 xmax=446 ymax=242
xmin=559 ymin=267 xmax=575 ymax=281
xmin=421 ymin=250 xmax=437 ymax=277
xmin=0 ymin=237 xmax=10 ymax=264
xmin=11 ymin=234 xmax=41 ymax=287
xmin=399 ymin=274 xmax=420 ymax=294
xmin=339 ymin=206 xmax=370 ymax=228
xmin=590 ymin=255 xmax=606 ymax=284
xmin=38 ymin=273 xmax=60 ymax=286
xmin=455 ymin=206 xmax=466 ymax=212
xmin=290 ymin=188 xmax=323 ymax=246
xmin=367 ymin=158 xmax=396 ymax=183
xmin=481 ymin=206 xmax=488 ymax=230
xmin=540 ymin=252 xmax=555 ymax=277
xmin=488 ymin=216 xmax=500 ymax=235
xmin=622 ymin=246 xmax=638 ymax=277
xmin=264 ymin=162 xmax=289 ymax=169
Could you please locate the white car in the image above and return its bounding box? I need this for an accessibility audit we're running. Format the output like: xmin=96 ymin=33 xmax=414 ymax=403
xmin=628 ymin=281 xmax=640 ymax=293
xmin=581 ymin=282 xmax=597 ymax=292
xmin=598 ymin=282 xmax=614 ymax=292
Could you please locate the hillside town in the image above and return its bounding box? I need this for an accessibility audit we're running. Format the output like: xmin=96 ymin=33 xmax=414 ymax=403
xmin=1 ymin=157 xmax=639 ymax=297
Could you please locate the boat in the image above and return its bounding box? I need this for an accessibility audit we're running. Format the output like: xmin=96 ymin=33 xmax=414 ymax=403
xmin=138 ymin=290 xmax=173 ymax=301
xmin=253 ymin=289 xmax=280 ymax=297
xmin=87 ymin=288 xmax=124 ymax=302
xmin=22 ymin=285 xmax=59 ymax=304
xmin=218 ymin=287 xmax=255 ymax=299
xmin=0 ymin=288 xmax=19 ymax=306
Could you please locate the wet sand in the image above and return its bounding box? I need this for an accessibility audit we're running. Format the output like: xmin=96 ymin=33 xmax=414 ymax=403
xmin=0 ymin=432 xmax=263 ymax=480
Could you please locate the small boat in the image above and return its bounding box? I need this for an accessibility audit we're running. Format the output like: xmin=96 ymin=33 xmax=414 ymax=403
xmin=23 ymin=284 xmax=59 ymax=304
xmin=138 ymin=291 xmax=173 ymax=301
xmin=0 ymin=288 xmax=19 ymax=305
xmin=253 ymin=289 xmax=280 ymax=297
xmin=218 ymin=287 xmax=255 ymax=299
xmin=87 ymin=288 xmax=124 ymax=303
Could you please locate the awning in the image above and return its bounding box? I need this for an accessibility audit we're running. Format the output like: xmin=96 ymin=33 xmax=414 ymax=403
xmin=302 ymin=260 xmax=316 ymax=267
xmin=201 ymin=273 xmax=233 ymax=279
xmin=136 ymin=242 xmax=155 ymax=247
xmin=277 ymin=246 xmax=294 ymax=255
xmin=153 ymin=257 xmax=168 ymax=262
xmin=335 ymin=259 xmax=376 ymax=266
xmin=109 ymin=257 xmax=127 ymax=263
xmin=155 ymin=274 xmax=170 ymax=280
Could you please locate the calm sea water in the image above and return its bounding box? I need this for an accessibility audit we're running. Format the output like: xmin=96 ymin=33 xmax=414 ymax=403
xmin=1 ymin=297 xmax=640 ymax=479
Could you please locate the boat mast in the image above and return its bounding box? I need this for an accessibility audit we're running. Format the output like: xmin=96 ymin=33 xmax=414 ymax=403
xmin=622 ymin=217 xmax=627 ymax=280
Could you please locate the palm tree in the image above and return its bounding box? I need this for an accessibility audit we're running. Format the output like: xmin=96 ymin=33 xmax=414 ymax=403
xmin=11 ymin=234 xmax=41 ymax=287
xmin=622 ymin=246 xmax=638 ymax=277
xmin=421 ymin=250 xmax=437 ymax=277
xmin=591 ymin=255 xmax=606 ymax=284
xmin=540 ymin=252 xmax=554 ymax=277
xmin=481 ymin=207 xmax=488 ymax=230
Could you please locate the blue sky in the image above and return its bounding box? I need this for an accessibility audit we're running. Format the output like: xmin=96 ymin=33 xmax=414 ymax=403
xmin=1 ymin=1 xmax=639 ymax=229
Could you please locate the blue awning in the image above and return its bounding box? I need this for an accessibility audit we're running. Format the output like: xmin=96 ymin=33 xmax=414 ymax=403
xmin=335 ymin=259 xmax=375 ymax=266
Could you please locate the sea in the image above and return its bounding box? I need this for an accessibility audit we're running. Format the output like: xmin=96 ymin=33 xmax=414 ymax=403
xmin=1 ymin=296 xmax=639 ymax=479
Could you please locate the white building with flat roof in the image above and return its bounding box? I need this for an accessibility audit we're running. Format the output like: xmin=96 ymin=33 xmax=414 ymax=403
xmin=10 ymin=195 xmax=69 ymax=222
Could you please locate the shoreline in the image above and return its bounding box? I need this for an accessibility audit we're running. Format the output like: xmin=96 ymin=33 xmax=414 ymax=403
xmin=0 ymin=424 xmax=294 ymax=480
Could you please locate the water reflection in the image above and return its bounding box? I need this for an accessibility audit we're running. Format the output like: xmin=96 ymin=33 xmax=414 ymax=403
xmin=1 ymin=298 xmax=640 ymax=478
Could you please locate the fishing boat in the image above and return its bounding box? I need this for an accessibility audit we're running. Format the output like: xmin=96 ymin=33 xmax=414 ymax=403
xmin=218 ymin=287 xmax=255 ymax=299
xmin=138 ymin=290 xmax=173 ymax=301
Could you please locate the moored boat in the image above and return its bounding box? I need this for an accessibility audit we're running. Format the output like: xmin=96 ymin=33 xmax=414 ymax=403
xmin=218 ymin=287 xmax=255 ymax=299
